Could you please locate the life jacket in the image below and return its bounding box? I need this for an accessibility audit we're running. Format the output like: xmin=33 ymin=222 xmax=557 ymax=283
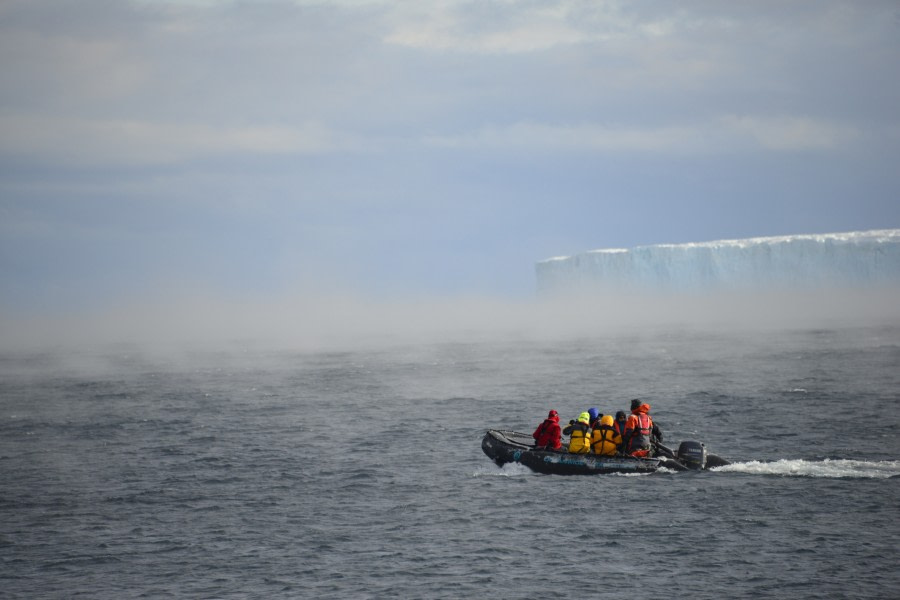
xmin=626 ymin=412 xmax=654 ymax=452
xmin=590 ymin=425 xmax=622 ymax=456
xmin=634 ymin=413 xmax=652 ymax=436
xmin=566 ymin=422 xmax=591 ymax=454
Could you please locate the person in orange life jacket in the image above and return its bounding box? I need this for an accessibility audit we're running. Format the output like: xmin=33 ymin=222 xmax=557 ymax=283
xmin=562 ymin=412 xmax=592 ymax=454
xmin=625 ymin=399 xmax=662 ymax=441
xmin=590 ymin=414 xmax=622 ymax=456
xmin=613 ymin=410 xmax=628 ymax=452
xmin=623 ymin=399 xmax=662 ymax=458
xmin=532 ymin=410 xmax=562 ymax=451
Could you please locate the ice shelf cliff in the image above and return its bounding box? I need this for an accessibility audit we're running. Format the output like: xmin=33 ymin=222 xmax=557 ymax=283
xmin=536 ymin=230 xmax=900 ymax=294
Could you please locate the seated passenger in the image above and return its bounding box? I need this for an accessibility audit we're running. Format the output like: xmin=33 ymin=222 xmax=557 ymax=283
xmin=532 ymin=410 xmax=562 ymax=451
xmin=623 ymin=401 xmax=658 ymax=458
xmin=590 ymin=414 xmax=623 ymax=456
xmin=613 ymin=410 xmax=628 ymax=452
xmin=562 ymin=412 xmax=592 ymax=454
xmin=587 ymin=407 xmax=602 ymax=428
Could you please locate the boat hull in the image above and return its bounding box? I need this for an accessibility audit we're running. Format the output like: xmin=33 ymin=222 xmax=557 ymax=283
xmin=482 ymin=429 xmax=661 ymax=475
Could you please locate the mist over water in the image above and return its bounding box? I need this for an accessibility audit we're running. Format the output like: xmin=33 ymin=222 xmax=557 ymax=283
xmin=3 ymin=286 xmax=899 ymax=354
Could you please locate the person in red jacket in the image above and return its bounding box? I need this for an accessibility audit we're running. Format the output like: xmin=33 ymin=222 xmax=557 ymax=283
xmin=623 ymin=400 xmax=661 ymax=458
xmin=532 ymin=410 xmax=562 ymax=451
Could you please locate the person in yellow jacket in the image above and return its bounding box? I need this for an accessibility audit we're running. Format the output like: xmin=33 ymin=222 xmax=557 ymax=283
xmin=590 ymin=414 xmax=623 ymax=456
xmin=562 ymin=412 xmax=592 ymax=454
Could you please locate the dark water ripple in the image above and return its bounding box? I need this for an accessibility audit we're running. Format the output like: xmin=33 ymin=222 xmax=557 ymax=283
xmin=1 ymin=326 xmax=899 ymax=598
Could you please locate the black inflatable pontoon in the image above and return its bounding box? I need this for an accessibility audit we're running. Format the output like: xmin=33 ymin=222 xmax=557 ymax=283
xmin=481 ymin=429 xmax=729 ymax=475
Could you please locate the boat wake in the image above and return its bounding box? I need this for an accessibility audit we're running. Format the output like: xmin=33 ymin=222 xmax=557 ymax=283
xmin=473 ymin=463 xmax=532 ymax=477
xmin=713 ymin=458 xmax=900 ymax=479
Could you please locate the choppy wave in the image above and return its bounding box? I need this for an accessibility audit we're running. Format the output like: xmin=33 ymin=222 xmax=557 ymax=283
xmin=713 ymin=458 xmax=900 ymax=479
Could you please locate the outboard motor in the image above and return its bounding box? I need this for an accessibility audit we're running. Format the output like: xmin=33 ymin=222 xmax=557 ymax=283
xmin=676 ymin=440 xmax=708 ymax=470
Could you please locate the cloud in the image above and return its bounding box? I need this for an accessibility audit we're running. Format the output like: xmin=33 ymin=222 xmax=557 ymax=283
xmin=0 ymin=0 xmax=893 ymax=167
xmin=384 ymin=10 xmax=588 ymax=54
xmin=718 ymin=115 xmax=861 ymax=151
xmin=382 ymin=1 xmax=672 ymax=54
xmin=0 ymin=116 xmax=360 ymax=166
xmin=423 ymin=115 xmax=860 ymax=155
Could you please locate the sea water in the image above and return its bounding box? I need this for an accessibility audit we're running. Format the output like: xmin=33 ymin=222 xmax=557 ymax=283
xmin=1 ymin=325 xmax=899 ymax=599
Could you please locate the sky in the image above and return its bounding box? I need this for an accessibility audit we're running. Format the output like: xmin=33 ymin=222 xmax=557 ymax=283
xmin=1 ymin=0 xmax=899 ymax=346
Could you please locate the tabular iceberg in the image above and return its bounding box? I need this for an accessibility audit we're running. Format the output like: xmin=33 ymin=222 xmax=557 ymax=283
xmin=536 ymin=230 xmax=900 ymax=294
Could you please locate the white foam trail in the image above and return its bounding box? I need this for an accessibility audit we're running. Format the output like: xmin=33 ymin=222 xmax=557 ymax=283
xmin=473 ymin=463 xmax=533 ymax=477
xmin=713 ymin=459 xmax=900 ymax=479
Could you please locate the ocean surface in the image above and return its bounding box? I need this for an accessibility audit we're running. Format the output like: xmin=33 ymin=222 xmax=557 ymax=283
xmin=2 ymin=325 xmax=899 ymax=599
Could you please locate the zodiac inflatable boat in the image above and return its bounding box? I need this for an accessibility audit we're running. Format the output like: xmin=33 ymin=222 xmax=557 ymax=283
xmin=481 ymin=429 xmax=729 ymax=475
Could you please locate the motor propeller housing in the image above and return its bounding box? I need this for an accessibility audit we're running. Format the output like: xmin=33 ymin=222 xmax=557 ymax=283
xmin=676 ymin=440 xmax=708 ymax=470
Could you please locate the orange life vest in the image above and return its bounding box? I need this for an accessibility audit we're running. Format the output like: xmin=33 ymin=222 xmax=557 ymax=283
xmin=633 ymin=413 xmax=652 ymax=436
xmin=627 ymin=412 xmax=654 ymax=452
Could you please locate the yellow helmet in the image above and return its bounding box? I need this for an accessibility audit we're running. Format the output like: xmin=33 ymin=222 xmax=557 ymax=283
xmin=600 ymin=414 xmax=614 ymax=426
xmin=577 ymin=412 xmax=590 ymax=424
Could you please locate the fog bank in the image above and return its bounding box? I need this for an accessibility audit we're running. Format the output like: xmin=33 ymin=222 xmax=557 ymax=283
xmin=3 ymin=287 xmax=899 ymax=355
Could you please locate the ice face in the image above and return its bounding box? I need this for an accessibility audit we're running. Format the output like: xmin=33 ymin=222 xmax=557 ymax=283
xmin=536 ymin=230 xmax=900 ymax=293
